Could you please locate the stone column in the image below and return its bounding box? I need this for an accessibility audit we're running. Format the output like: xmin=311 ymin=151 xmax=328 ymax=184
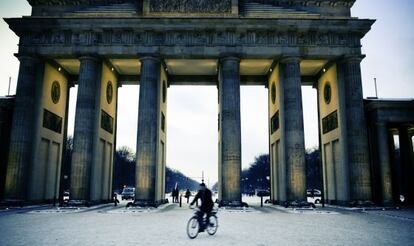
xmin=375 ymin=122 xmax=393 ymax=204
xmin=388 ymin=130 xmax=403 ymax=203
xmin=399 ymin=126 xmax=414 ymax=203
xmin=135 ymin=56 xmax=161 ymax=205
xmin=4 ymin=55 xmax=43 ymax=201
xmin=70 ymin=56 xmax=102 ymax=202
xmin=218 ymin=57 xmax=242 ymax=205
xmin=279 ymin=57 xmax=306 ymax=201
xmin=338 ymin=56 xmax=372 ymax=202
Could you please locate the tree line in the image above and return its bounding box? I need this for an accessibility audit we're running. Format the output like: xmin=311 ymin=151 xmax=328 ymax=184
xmin=212 ymin=150 xmax=322 ymax=194
xmin=61 ymin=137 xmax=322 ymax=195
xmin=61 ymin=138 xmax=200 ymax=193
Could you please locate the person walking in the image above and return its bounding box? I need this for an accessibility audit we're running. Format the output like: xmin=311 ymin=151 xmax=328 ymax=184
xmin=113 ymin=192 xmax=119 ymax=206
xmin=185 ymin=189 xmax=191 ymax=204
xmin=171 ymin=188 xmax=177 ymax=203
xmin=174 ymin=187 xmax=180 ymax=203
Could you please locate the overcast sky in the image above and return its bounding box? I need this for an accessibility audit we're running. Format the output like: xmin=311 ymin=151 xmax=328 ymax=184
xmin=1 ymin=0 xmax=413 ymax=185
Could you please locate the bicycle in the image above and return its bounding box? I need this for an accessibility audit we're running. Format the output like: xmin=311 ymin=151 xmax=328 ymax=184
xmin=186 ymin=206 xmax=218 ymax=239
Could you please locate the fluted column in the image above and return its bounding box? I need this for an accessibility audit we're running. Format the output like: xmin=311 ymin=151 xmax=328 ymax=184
xmin=135 ymin=56 xmax=161 ymax=204
xmin=399 ymin=126 xmax=414 ymax=203
xmin=338 ymin=56 xmax=372 ymax=201
xmin=70 ymin=56 xmax=102 ymax=201
xmin=279 ymin=57 xmax=306 ymax=201
xmin=4 ymin=55 xmax=43 ymax=201
xmin=375 ymin=122 xmax=393 ymax=204
xmin=218 ymin=57 xmax=242 ymax=205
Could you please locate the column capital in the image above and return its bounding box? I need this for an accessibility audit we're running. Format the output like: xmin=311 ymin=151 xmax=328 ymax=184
xmin=339 ymin=54 xmax=366 ymax=63
xmin=219 ymin=56 xmax=240 ymax=64
xmin=14 ymin=53 xmax=42 ymax=63
xmin=139 ymin=54 xmax=161 ymax=63
xmin=375 ymin=121 xmax=388 ymax=128
xmin=279 ymin=56 xmax=301 ymax=64
xmin=78 ymin=55 xmax=101 ymax=62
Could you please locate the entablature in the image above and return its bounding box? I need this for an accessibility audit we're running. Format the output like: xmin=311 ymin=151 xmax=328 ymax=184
xmin=5 ymin=17 xmax=373 ymax=58
xmin=26 ymin=0 xmax=357 ymax=18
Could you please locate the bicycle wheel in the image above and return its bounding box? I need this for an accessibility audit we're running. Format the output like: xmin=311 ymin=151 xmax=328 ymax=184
xmin=206 ymin=215 xmax=218 ymax=235
xmin=186 ymin=216 xmax=199 ymax=239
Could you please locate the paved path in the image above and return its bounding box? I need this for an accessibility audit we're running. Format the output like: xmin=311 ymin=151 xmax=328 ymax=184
xmin=0 ymin=201 xmax=413 ymax=246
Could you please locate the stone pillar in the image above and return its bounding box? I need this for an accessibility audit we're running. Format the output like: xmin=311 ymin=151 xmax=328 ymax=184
xmin=399 ymin=126 xmax=414 ymax=203
xmin=338 ymin=56 xmax=372 ymax=202
xmin=388 ymin=130 xmax=403 ymax=203
xmin=375 ymin=122 xmax=393 ymax=204
xmin=135 ymin=57 xmax=161 ymax=205
xmin=218 ymin=57 xmax=242 ymax=205
xmin=70 ymin=56 xmax=102 ymax=202
xmin=279 ymin=57 xmax=306 ymax=201
xmin=4 ymin=55 xmax=44 ymax=201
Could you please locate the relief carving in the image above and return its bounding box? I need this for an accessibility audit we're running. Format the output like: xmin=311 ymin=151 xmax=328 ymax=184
xmin=23 ymin=29 xmax=361 ymax=49
xmin=149 ymin=0 xmax=232 ymax=13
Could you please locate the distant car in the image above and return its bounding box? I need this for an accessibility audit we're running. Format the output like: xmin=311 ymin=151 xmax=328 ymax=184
xmin=307 ymin=196 xmax=321 ymax=204
xmin=306 ymin=189 xmax=322 ymax=204
xmin=121 ymin=187 xmax=135 ymax=200
xmin=63 ymin=191 xmax=69 ymax=201
xmin=256 ymin=189 xmax=270 ymax=197
xmin=306 ymin=189 xmax=321 ymax=196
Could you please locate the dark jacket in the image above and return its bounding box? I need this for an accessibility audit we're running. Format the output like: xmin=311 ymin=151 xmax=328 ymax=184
xmin=191 ymin=188 xmax=214 ymax=211
xmin=185 ymin=190 xmax=191 ymax=198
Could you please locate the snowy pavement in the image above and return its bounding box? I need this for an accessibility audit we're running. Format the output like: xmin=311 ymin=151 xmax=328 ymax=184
xmin=0 ymin=197 xmax=413 ymax=246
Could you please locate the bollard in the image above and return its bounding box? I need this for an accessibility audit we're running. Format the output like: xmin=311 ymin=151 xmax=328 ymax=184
xmin=261 ymin=196 xmax=263 ymax=207
xmin=179 ymin=195 xmax=182 ymax=207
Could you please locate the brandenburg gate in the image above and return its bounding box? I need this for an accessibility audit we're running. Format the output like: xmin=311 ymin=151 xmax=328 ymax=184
xmin=2 ymin=0 xmax=378 ymax=206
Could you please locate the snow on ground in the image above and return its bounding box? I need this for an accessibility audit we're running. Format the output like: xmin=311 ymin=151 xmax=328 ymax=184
xmin=0 ymin=196 xmax=413 ymax=246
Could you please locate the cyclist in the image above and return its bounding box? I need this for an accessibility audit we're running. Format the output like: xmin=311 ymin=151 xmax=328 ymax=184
xmin=190 ymin=183 xmax=214 ymax=232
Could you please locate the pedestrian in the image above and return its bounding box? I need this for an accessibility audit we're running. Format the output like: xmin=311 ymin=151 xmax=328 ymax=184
xmin=113 ymin=192 xmax=119 ymax=206
xmin=174 ymin=187 xmax=179 ymax=203
xmin=171 ymin=188 xmax=176 ymax=203
xmin=185 ymin=188 xmax=191 ymax=204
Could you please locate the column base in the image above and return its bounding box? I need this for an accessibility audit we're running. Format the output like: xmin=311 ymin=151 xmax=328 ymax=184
xmin=67 ymin=200 xmax=92 ymax=207
xmin=218 ymin=200 xmax=248 ymax=208
xmin=64 ymin=199 xmax=113 ymax=207
xmin=271 ymin=200 xmax=314 ymax=208
xmin=381 ymin=201 xmax=395 ymax=207
xmin=325 ymin=199 xmax=375 ymax=207
xmin=129 ymin=199 xmax=169 ymax=208
xmin=0 ymin=199 xmax=27 ymax=208
xmin=348 ymin=200 xmax=375 ymax=207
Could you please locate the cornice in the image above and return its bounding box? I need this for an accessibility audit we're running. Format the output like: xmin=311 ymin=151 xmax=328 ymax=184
xmin=27 ymin=0 xmax=133 ymax=6
xmin=5 ymin=17 xmax=374 ymax=34
xmin=27 ymin=0 xmax=356 ymax=8
xmin=253 ymin=0 xmax=356 ymax=8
